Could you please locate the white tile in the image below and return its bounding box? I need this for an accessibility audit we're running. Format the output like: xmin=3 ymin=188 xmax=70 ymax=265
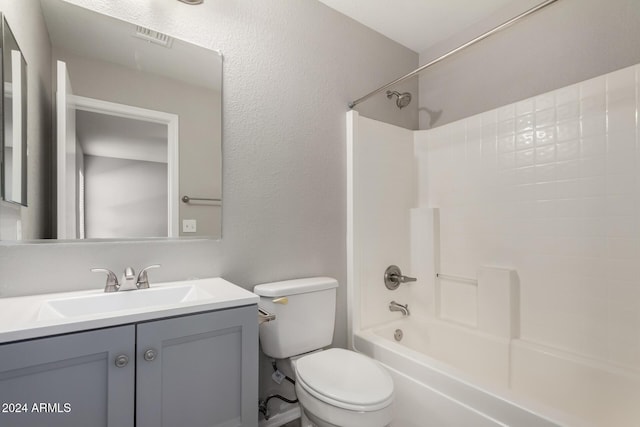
xmin=536 ymin=200 xmax=557 ymax=218
xmin=556 ymin=84 xmax=580 ymax=105
xmin=606 ymin=237 xmax=639 ymax=259
xmin=606 ymin=174 xmax=636 ymax=195
xmin=581 ymin=75 xmax=606 ymax=99
xmin=497 ymin=119 xmax=515 ymax=136
xmin=535 ymin=108 xmax=556 ymax=129
xmin=557 ymin=102 xmax=580 ymax=122
xmin=581 ymin=176 xmax=606 ymax=197
xmin=514 ymin=166 xmax=536 ymax=186
xmin=410 ymin=65 xmax=640 ymax=394
xmin=498 ymin=152 xmax=515 ymax=170
xmin=497 ymin=104 xmax=516 ymax=121
xmin=580 ymin=156 xmax=606 ymax=177
xmin=581 ymin=135 xmax=606 ymax=157
xmin=606 ymin=152 xmax=635 ymax=175
xmin=607 ymin=102 xmax=636 ymax=134
xmin=606 ymin=195 xmax=637 ymax=216
xmin=536 ymin=181 xmax=557 ymax=200
xmin=515 ymin=131 xmax=534 ymax=150
xmin=497 ymin=134 xmax=515 ymax=152
xmin=515 ymin=149 xmax=535 ymax=167
xmin=580 ymin=95 xmax=606 ymax=117
xmin=582 ymin=197 xmax=606 ymax=218
xmin=516 ymin=99 xmax=535 ymax=116
xmin=556 ymin=179 xmax=582 ymax=199
xmin=516 ymin=114 xmax=535 ymax=133
xmin=557 ymin=120 xmax=580 ymax=142
xmin=607 ymin=65 xmax=636 ymax=101
xmin=535 ymin=126 xmax=556 ymax=146
xmin=535 ymin=93 xmax=555 ymax=111
xmin=581 ymin=112 xmax=606 ymax=137
xmin=535 ymin=163 xmax=556 ymax=183
xmin=535 ymin=145 xmax=556 ymax=164
xmin=555 ymin=160 xmax=580 ymax=180
xmin=556 ymin=140 xmax=581 ymax=161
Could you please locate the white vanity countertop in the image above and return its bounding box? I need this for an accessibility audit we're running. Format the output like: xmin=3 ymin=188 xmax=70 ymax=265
xmin=0 ymin=277 xmax=259 ymax=344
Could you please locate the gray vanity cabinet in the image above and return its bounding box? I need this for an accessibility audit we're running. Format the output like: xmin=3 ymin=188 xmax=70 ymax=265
xmin=0 ymin=325 xmax=136 ymax=427
xmin=0 ymin=305 xmax=258 ymax=427
xmin=136 ymin=305 xmax=258 ymax=427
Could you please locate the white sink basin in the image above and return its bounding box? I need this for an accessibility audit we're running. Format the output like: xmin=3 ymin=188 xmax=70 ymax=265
xmin=37 ymin=284 xmax=210 ymax=320
xmin=0 ymin=277 xmax=259 ymax=344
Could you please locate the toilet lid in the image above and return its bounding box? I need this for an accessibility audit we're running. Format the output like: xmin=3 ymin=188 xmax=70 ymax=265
xmin=295 ymin=348 xmax=394 ymax=411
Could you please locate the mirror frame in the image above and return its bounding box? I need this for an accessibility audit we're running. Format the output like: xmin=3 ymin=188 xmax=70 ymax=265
xmin=0 ymin=14 xmax=28 ymax=207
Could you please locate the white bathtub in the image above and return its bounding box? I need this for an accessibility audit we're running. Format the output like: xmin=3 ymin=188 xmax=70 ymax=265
xmin=353 ymin=317 xmax=640 ymax=427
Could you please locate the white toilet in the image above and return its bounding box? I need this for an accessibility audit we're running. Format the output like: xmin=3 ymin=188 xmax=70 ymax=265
xmin=254 ymin=277 xmax=394 ymax=427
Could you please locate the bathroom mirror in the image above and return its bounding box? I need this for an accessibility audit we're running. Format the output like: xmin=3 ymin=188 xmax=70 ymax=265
xmin=1 ymin=16 xmax=28 ymax=207
xmin=1 ymin=0 xmax=222 ymax=240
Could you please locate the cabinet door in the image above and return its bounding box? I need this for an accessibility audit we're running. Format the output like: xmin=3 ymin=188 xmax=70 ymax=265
xmin=136 ymin=305 xmax=258 ymax=427
xmin=0 ymin=325 xmax=135 ymax=427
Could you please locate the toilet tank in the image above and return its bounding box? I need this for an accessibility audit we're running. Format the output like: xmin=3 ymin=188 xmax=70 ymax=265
xmin=254 ymin=277 xmax=338 ymax=359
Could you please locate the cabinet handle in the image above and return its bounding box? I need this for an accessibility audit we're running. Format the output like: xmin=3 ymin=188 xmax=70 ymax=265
xmin=143 ymin=349 xmax=157 ymax=362
xmin=115 ymin=354 xmax=129 ymax=368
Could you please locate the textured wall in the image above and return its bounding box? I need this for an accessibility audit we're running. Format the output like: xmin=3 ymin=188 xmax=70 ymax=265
xmin=0 ymin=0 xmax=418 ymax=350
xmin=418 ymin=0 xmax=640 ymax=129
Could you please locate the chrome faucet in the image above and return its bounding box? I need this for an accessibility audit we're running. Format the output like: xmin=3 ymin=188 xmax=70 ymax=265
xmin=384 ymin=265 xmax=417 ymax=290
xmin=120 ymin=267 xmax=137 ymax=291
xmin=136 ymin=264 xmax=160 ymax=289
xmin=91 ymin=268 xmax=120 ymax=293
xmin=389 ymin=301 xmax=410 ymax=316
xmin=91 ymin=264 xmax=161 ymax=292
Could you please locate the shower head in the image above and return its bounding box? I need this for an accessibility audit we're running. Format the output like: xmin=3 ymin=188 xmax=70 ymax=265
xmin=387 ymin=90 xmax=412 ymax=109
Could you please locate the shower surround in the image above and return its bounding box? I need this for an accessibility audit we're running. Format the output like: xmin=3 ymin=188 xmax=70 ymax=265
xmin=347 ymin=64 xmax=640 ymax=426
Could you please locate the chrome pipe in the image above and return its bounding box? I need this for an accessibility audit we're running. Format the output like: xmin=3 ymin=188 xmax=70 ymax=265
xmin=347 ymin=0 xmax=560 ymax=109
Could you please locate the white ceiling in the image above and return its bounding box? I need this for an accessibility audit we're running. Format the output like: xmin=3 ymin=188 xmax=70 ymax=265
xmin=318 ymin=0 xmax=520 ymax=53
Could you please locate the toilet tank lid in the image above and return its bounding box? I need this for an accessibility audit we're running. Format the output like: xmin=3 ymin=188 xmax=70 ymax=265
xmin=253 ymin=277 xmax=338 ymax=297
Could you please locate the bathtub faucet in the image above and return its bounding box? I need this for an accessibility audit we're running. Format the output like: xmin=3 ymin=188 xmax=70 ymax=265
xmin=389 ymin=301 xmax=410 ymax=316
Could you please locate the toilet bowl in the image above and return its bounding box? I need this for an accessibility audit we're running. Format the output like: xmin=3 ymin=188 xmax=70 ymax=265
xmin=254 ymin=277 xmax=394 ymax=427
xmin=293 ymin=348 xmax=393 ymax=427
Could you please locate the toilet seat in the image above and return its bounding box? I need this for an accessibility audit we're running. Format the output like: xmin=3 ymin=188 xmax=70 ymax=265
xmin=294 ymin=348 xmax=394 ymax=412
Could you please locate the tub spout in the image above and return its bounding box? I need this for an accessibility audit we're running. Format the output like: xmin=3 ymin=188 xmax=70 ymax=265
xmin=389 ymin=301 xmax=410 ymax=316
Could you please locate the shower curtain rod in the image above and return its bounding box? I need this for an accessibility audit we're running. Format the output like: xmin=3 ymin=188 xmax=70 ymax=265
xmin=348 ymin=0 xmax=560 ymax=109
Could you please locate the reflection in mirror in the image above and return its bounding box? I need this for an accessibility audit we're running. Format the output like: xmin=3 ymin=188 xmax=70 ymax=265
xmin=0 ymin=0 xmax=222 ymax=241
xmin=42 ymin=0 xmax=223 ymax=240
xmin=1 ymin=16 xmax=28 ymax=207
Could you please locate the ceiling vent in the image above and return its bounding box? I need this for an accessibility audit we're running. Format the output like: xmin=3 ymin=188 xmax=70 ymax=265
xmin=134 ymin=26 xmax=174 ymax=48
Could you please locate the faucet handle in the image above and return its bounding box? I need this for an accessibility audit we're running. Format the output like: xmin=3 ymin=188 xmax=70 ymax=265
xmin=137 ymin=264 xmax=160 ymax=289
xmin=91 ymin=268 xmax=120 ymax=293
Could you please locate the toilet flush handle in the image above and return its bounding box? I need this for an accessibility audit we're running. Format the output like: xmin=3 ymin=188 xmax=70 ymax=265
xmin=272 ymin=297 xmax=288 ymax=304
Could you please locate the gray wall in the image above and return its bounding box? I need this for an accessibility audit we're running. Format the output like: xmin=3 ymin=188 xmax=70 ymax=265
xmin=0 ymin=0 xmax=53 ymax=239
xmin=0 ymin=0 xmax=419 ymax=351
xmin=84 ymin=155 xmax=168 ymax=239
xmin=419 ymin=0 xmax=640 ymax=129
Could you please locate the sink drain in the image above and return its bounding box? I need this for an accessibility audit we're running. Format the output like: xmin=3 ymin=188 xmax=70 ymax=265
xmin=394 ymin=329 xmax=403 ymax=341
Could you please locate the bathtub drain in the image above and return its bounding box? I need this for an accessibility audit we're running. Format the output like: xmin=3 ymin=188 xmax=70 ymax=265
xmin=394 ymin=329 xmax=403 ymax=341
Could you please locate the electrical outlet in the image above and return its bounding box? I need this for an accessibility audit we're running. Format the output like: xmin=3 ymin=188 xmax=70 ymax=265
xmin=182 ymin=219 xmax=197 ymax=233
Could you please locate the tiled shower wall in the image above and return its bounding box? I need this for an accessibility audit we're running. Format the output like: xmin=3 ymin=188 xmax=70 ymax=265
xmin=416 ymin=64 xmax=640 ymax=371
